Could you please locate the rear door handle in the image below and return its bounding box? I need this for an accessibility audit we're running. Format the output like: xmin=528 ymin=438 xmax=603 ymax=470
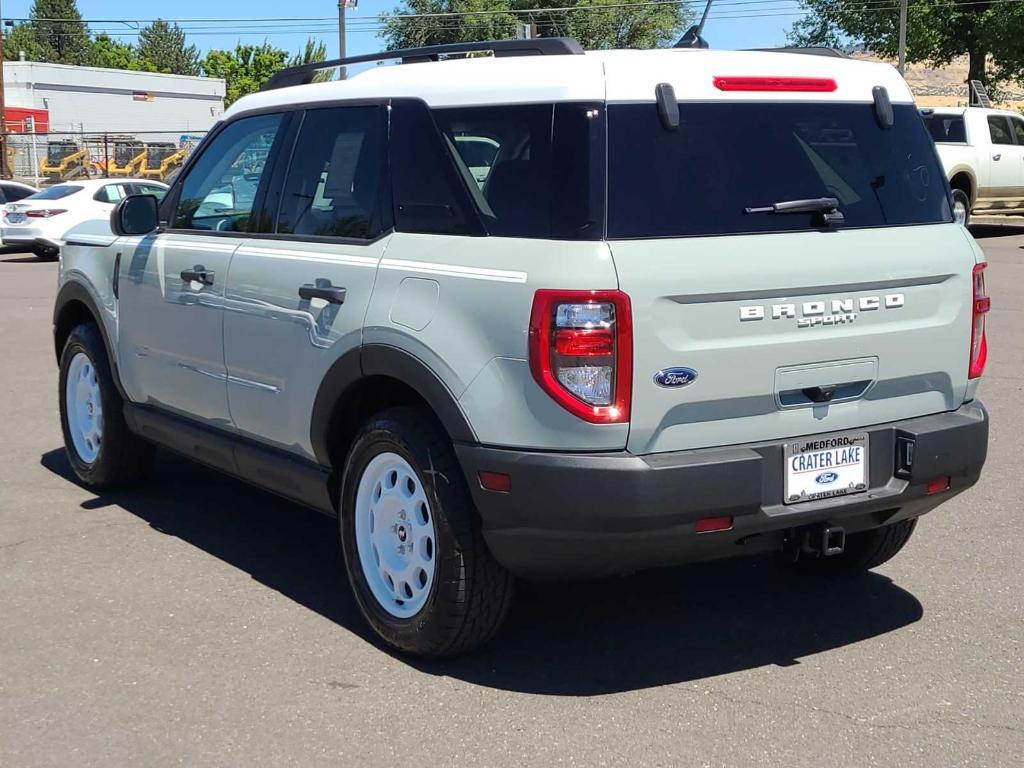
xmin=299 ymin=282 xmax=346 ymax=305
xmin=181 ymin=265 xmax=215 ymax=286
xmin=993 ymin=153 xmax=1002 ymax=161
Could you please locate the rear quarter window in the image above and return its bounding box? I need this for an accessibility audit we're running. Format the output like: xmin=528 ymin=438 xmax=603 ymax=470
xmin=922 ymin=113 xmax=967 ymax=143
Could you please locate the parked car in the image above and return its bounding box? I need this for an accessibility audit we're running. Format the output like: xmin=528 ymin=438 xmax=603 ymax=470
xmin=0 ymin=180 xmax=38 ymax=204
xmin=2 ymin=178 xmax=168 ymax=259
xmin=921 ymin=106 xmax=1024 ymax=226
xmin=53 ymin=40 xmax=989 ymax=657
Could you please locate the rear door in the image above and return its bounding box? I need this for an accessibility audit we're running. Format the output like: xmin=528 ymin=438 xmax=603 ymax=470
xmin=222 ymin=104 xmax=390 ymax=458
xmin=985 ymin=115 xmax=1019 ymax=194
xmin=605 ymin=100 xmax=975 ymax=455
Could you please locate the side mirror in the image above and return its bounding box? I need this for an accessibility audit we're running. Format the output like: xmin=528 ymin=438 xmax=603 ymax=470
xmin=111 ymin=194 xmax=159 ymax=236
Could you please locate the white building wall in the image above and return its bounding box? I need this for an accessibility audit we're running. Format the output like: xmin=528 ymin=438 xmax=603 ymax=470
xmin=3 ymin=61 xmax=225 ymax=137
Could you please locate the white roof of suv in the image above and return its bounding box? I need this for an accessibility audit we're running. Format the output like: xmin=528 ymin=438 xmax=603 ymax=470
xmin=226 ymin=48 xmax=914 ymax=118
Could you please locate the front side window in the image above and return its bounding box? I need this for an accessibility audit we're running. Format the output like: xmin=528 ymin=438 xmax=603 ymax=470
xmin=988 ymin=116 xmax=1015 ymax=145
xmin=94 ymin=184 xmax=127 ymax=204
xmin=607 ymin=102 xmax=951 ymax=239
xmin=173 ymin=113 xmax=282 ymax=232
xmin=1012 ymin=117 xmax=1024 ymax=145
xmin=276 ymin=106 xmax=385 ymax=239
xmin=133 ymin=183 xmax=168 ymax=201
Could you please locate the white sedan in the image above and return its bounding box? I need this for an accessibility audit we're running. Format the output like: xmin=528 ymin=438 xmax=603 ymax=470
xmin=1 ymin=178 xmax=167 ymax=259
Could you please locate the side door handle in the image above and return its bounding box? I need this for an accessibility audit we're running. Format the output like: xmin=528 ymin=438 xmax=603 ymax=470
xmin=181 ymin=265 xmax=215 ymax=286
xmin=993 ymin=153 xmax=1002 ymax=161
xmin=299 ymin=281 xmax=346 ymax=305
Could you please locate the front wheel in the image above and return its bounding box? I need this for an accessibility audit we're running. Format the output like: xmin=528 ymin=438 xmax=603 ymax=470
xmin=952 ymin=188 xmax=971 ymax=227
xmin=340 ymin=407 xmax=513 ymax=657
xmin=58 ymin=323 xmax=153 ymax=488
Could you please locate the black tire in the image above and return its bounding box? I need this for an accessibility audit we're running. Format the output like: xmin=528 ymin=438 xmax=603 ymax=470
xmin=340 ymin=406 xmax=514 ymax=657
xmin=58 ymin=323 xmax=153 ymax=489
xmin=952 ymin=188 xmax=971 ymax=227
xmin=788 ymin=519 xmax=918 ymax=576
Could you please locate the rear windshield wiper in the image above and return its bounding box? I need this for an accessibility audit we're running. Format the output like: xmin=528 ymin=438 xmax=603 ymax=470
xmin=744 ymin=196 xmax=845 ymax=227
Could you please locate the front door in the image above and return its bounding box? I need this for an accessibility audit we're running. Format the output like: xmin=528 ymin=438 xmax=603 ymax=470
xmin=223 ymin=105 xmax=390 ymax=458
xmin=116 ymin=113 xmax=285 ymax=426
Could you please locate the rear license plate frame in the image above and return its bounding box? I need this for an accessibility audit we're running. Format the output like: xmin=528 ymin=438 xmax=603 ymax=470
xmin=783 ymin=431 xmax=869 ymax=505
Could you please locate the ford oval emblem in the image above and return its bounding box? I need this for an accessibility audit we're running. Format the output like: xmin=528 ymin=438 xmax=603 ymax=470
xmin=654 ymin=367 xmax=698 ymax=388
xmin=815 ymin=471 xmax=839 ymax=485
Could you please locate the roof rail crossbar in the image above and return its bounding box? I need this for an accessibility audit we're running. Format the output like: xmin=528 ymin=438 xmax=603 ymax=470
xmin=261 ymin=37 xmax=585 ymax=91
xmin=746 ymin=47 xmax=848 ymax=58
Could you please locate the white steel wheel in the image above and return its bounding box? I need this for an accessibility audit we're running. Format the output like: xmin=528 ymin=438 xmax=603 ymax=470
xmin=65 ymin=351 xmax=103 ymax=464
xmin=354 ymin=451 xmax=437 ymax=619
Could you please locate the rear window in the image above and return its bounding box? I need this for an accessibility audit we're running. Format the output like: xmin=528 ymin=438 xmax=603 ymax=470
xmin=607 ymin=103 xmax=952 ymax=239
xmin=922 ymin=113 xmax=967 ymax=143
xmin=28 ymin=185 xmax=82 ymax=201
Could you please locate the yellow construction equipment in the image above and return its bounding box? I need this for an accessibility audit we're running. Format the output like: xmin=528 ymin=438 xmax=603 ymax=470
xmin=106 ymin=139 xmax=146 ymax=177
xmin=39 ymin=140 xmax=91 ymax=181
xmin=141 ymin=142 xmax=185 ymax=181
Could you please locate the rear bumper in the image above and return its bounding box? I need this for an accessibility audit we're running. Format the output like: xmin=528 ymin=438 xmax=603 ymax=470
xmin=456 ymin=401 xmax=988 ymax=579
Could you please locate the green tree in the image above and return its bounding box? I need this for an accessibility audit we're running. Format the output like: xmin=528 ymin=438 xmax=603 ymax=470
xmin=88 ymin=34 xmax=138 ymax=70
xmin=4 ymin=0 xmax=91 ymax=64
xmin=790 ymin=0 xmax=1024 ymax=89
xmin=381 ymin=0 xmax=689 ymax=51
xmin=137 ymin=19 xmax=200 ymax=75
xmin=201 ymin=42 xmax=289 ymax=106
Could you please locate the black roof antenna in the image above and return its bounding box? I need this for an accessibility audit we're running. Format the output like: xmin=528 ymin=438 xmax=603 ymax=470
xmin=675 ymin=0 xmax=713 ymax=48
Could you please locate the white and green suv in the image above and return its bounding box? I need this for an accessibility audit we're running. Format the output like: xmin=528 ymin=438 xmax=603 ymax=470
xmin=53 ymin=39 xmax=989 ymax=656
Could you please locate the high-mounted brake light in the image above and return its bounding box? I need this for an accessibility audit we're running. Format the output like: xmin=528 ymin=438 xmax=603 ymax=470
xmin=713 ymin=76 xmax=838 ymax=93
xmin=529 ymin=290 xmax=632 ymax=424
xmin=969 ymin=262 xmax=989 ymax=379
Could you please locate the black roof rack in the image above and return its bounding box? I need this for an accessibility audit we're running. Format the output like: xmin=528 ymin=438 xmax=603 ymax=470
xmin=261 ymin=37 xmax=585 ymax=91
xmin=746 ymin=47 xmax=848 ymax=58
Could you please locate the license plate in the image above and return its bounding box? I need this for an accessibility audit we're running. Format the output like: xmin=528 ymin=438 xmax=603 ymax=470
xmin=784 ymin=432 xmax=868 ymax=504
xmin=6 ymin=212 xmax=24 ymax=223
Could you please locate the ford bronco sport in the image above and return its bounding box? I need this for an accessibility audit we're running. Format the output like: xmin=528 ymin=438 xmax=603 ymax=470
xmin=53 ymin=39 xmax=989 ymax=657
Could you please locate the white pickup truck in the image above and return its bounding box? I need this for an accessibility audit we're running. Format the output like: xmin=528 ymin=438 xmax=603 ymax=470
xmin=921 ymin=106 xmax=1024 ymax=225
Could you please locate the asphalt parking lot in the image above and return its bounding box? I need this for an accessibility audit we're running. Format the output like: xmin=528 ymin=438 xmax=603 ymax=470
xmin=1 ymin=226 xmax=1022 ymax=767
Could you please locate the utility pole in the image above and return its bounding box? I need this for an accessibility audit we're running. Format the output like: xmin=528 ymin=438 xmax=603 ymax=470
xmin=338 ymin=0 xmax=347 ymax=80
xmin=897 ymin=0 xmax=908 ymax=75
xmin=0 ymin=0 xmax=8 ymax=179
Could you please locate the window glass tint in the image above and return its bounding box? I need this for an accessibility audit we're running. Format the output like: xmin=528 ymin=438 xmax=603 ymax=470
xmin=390 ymin=99 xmax=481 ymax=237
xmin=173 ymin=113 xmax=281 ymax=232
xmin=134 ymin=183 xmax=168 ymax=201
xmin=93 ymin=184 xmax=127 ymax=203
xmin=277 ymin=106 xmax=384 ymax=239
xmin=922 ymin=113 xmax=967 ymax=143
xmin=433 ymin=103 xmax=603 ymax=239
xmin=607 ymin=103 xmax=951 ymax=239
xmin=28 ymin=185 xmax=81 ymax=200
xmin=1012 ymin=118 xmax=1024 ymax=145
xmin=988 ymin=116 xmax=1014 ymax=145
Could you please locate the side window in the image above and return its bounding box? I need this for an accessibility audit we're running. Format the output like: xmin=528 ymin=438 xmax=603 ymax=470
xmin=1012 ymin=118 xmax=1024 ymax=145
xmin=93 ymin=184 xmax=126 ymax=204
xmin=988 ymin=116 xmax=1014 ymax=145
xmin=276 ymin=106 xmax=384 ymax=239
xmin=433 ymin=103 xmax=604 ymax=240
xmin=0 ymin=187 xmax=7 ymax=204
xmin=390 ymin=99 xmax=483 ymax=237
xmin=135 ymin=183 xmax=168 ymax=201
xmin=173 ymin=113 xmax=282 ymax=232
xmin=3 ymin=185 xmax=32 ymax=202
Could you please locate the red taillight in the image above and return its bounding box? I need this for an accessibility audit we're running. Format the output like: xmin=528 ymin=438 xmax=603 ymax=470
xmin=26 ymin=208 xmax=67 ymax=218
xmin=528 ymin=289 xmax=632 ymax=424
xmin=713 ymin=76 xmax=838 ymax=92
xmin=969 ymin=262 xmax=989 ymax=379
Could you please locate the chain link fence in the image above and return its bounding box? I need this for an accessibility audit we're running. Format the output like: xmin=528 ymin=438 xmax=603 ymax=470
xmin=0 ymin=130 xmax=208 ymax=187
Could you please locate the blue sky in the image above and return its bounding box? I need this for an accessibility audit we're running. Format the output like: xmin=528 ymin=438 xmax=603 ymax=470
xmin=2 ymin=0 xmax=803 ymax=60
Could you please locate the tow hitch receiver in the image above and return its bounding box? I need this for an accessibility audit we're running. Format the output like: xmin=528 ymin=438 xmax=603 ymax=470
xmin=821 ymin=526 xmax=846 ymax=556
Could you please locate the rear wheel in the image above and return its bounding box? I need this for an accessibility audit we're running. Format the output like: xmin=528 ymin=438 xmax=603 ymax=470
xmin=952 ymin=188 xmax=971 ymax=227
xmin=59 ymin=323 xmax=152 ymax=488
xmin=340 ymin=407 xmax=513 ymax=657
xmin=787 ymin=519 xmax=918 ymax=576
